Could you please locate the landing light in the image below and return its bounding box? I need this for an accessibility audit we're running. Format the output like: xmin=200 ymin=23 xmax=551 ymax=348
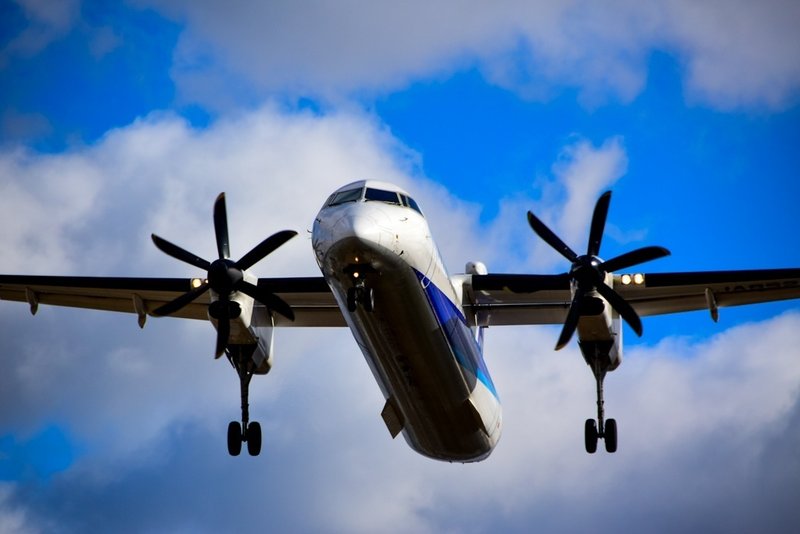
xmin=620 ymin=273 xmax=645 ymax=286
xmin=353 ymin=272 xmax=360 ymax=279
xmin=191 ymin=278 xmax=205 ymax=289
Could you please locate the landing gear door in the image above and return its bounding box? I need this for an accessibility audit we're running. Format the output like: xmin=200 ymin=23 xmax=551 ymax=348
xmin=252 ymin=312 xmax=275 ymax=374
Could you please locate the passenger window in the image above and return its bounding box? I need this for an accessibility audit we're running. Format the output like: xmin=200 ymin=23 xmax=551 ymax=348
xmin=328 ymin=187 xmax=363 ymax=206
xmin=364 ymin=188 xmax=401 ymax=205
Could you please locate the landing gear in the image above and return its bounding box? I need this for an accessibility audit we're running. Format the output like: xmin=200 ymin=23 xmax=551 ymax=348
xmin=226 ymin=346 xmax=263 ymax=456
xmin=346 ymin=285 xmax=374 ymax=312
xmin=584 ymin=354 xmax=618 ymax=454
xmin=227 ymin=420 xmax=263 ymax=456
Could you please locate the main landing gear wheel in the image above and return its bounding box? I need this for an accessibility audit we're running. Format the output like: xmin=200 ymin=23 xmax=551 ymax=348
xmin=228 ymin=421 xmax=243 ymax=456
xmin=226 ymin=420 xmax=263 ymax=457
xmin=246 ymin=422 xmax=262 ymax=456
xmin=585 ymin=419 xmax=598 ymax=454
xmin=346 ymin=286 xmax=374 ymax=312
xmin=604 ymin=418 xmax=618 ymax=453
xmin=584 ymin=417 xmax=618 ymax=454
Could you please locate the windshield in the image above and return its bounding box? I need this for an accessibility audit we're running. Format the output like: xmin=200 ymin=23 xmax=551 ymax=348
xmin=328 ymin=187 xmax=363 ymax=206
xmin=364 ymin=188 xmax=401 ymax=204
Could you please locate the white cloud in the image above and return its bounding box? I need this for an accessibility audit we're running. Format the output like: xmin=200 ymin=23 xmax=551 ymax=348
xmin=0 ymin=147 xmax=105 ymax=273
xmin=0 ymin=108 xmax=797 ymax=532
xmin=0 ymin=486 xmax=38 ymax=534
xmin=663 ymin=0 xmax=800 ymax=110
xmin=136 ymin=0 xmax=800 ymax=110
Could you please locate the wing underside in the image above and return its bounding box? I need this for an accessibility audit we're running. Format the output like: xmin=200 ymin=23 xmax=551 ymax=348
xmin=2 ymin=268 xmax=798 ymax=330
xmin=0 ymin=275 xmax=343 ymax=327
xmin=465 ymin=268 xmax=800 ymax=326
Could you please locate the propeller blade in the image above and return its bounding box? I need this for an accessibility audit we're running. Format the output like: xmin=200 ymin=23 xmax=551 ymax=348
xmin=595 ymin=282 xmax=643 ymax=337
xmin=151 ymin=234 xmax=211 ymax=271
xmin=527 ymin=211 xmax=578 ymax=263
xmin=214 ymin=307 xmax=230 ymax=358
xmin=151 ymin=283 xmax=209 ymax=317
xmin=236 ymin=230 xmax=298 ymax=271
xmin=213 ymin=193 xmax=230 ymax=260
xmin=601 ymin=246 xmax=671 ymax=273
xmin=555 ymin=288 xmax=585 ymax=351
xmin=587 ymin=191 xmax=611 ymax=257
xmin=237 ymin=281 xmax=295 ymax=321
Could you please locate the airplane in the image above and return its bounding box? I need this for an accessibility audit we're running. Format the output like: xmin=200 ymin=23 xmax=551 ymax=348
xmin=1 ymin=180 xmax=799 ymax=461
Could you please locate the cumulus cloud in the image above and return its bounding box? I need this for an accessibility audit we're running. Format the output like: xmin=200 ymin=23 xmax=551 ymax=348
xmin=0 ymin=107 xmax=797 ymax=532
xmin=663 ymin=0 xmax=800 ymax=109
xmin=136 ymin=0 xmax=800 ymax=110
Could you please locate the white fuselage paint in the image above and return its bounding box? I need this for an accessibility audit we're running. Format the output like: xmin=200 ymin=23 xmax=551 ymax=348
xmin=311 ymin=180 xmax=502 ymax=462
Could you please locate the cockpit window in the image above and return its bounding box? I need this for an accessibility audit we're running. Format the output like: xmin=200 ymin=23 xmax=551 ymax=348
xmin=364 ymin=188 xmax=401 ymax=205
xmin=400 ymin=194 xmax=423 ymax=215
xmin=328 ymin=187 xmax=363 ymax=206
xmin=326 ymin=185 xmax=423 ymax=216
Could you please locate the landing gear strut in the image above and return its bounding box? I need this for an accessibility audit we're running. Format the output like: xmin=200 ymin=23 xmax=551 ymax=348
xmin=584 ymin=356 xmax=617 ymax=454
xmin=226 ymin=346 xmax=262 ymax=456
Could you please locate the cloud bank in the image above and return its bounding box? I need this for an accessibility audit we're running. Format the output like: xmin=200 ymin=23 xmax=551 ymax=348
xmin=132 ymin=0 xmax=800 ymax=110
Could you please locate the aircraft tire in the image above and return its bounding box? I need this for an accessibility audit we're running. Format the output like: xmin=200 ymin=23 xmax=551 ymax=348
xmin=604 ymin=418 xmax=618 ymax=453
xmin=346 ymin=287 xmax=357 ymax=312
xmin=246 ymin=422 xmax=262 ymax=456
xmin=363 ymin=287 xmax=374 ymax=312
xmin=228 ymin=421 xmax=243 ymax=456
xmin=584 ymin=418 xmax=598 ymax=454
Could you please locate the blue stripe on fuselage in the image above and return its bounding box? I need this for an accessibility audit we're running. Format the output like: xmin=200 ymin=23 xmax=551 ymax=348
xmin=414 ymin=270 xmax=498 ymax=399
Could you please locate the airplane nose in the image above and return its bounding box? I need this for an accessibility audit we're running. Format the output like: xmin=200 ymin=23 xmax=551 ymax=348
xmin=312 ymin=204 xmax=395 ymax=267
xmin=336 ymin=211 xmax=380 ymax=243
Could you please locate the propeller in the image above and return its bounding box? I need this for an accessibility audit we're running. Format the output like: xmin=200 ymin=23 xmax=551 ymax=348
xmin=527 ymin=191 xmax=670 ymax=350
xmin=151 ymin=193 xmax=297 ymax=358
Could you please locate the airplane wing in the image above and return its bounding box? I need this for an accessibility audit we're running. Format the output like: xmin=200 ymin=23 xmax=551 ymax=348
xmin=0 ymin=275 xmax=343 ymax=327
xmin=615 ymin=268 xmax=800 ymax=319
xmin=465 ymin=268 xmax=800 ymax=326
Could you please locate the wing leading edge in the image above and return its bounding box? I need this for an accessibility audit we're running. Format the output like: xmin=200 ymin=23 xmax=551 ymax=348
xmin=0 ymin=275 xmax=343 ymax=327
xmin=464 ymin=268 xmax=800 ymax=326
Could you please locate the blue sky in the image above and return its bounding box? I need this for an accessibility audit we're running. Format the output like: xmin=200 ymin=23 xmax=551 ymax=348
xmin=1 ymin=1 xmax=799 ymax=532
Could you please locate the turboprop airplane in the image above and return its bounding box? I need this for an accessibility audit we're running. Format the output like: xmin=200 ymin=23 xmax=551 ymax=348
xmin=1 ymin=180 xmax=799 ymax=460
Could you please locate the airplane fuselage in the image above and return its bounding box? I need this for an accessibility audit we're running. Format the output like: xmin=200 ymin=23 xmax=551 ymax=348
xmin=311 ymin=180 xmax=502 ymax=462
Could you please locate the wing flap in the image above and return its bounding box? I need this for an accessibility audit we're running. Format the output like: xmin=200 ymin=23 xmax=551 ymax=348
xmin=465 ymin=274 xmax=572 ymax=326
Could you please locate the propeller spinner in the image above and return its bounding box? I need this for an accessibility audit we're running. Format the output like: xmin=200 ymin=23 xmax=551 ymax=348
xmin=151 ymin=193 xmax=297 ymax=358
xmin=527 ymin=191 xmax=670 ymax=350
